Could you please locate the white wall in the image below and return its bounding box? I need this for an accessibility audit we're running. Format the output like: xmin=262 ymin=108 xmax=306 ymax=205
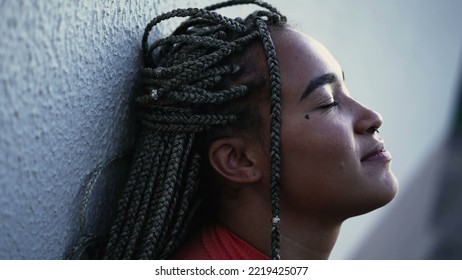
xmin=0 ymin=0 xmax=198 ymax=259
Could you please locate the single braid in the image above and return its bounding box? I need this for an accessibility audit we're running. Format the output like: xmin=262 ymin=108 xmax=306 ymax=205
xmin=104 ymin=0 xmax=287 ymax=260
xmin=255 ymin=17 xmax=283 ymax=260
xmin=205 ymin=0 xmax=285 ymax=20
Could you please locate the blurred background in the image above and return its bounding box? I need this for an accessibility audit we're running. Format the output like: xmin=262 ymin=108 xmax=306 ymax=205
xmin=1 ymin=0 xmax=461 ymax=259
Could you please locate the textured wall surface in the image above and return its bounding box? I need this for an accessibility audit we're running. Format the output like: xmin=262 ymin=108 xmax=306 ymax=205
xmin=0 ymin=0 xmax=200 ymax=259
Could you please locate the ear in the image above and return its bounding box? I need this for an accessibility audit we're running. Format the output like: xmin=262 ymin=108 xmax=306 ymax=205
xmin=208 ymin=137 xmax=263 ymax=184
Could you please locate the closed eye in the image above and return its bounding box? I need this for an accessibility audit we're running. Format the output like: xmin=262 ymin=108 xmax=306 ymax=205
xmin=318 ymin=101 xmax=339 ymax=110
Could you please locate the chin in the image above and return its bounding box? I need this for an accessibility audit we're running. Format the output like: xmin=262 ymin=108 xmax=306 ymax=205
xmin=379 ymin=170 xmax=399 ymax=202
xmin=357 ymin=172 xmax=399 ymax=217
xmin=339 ymin=173 xmax=399 ymax=220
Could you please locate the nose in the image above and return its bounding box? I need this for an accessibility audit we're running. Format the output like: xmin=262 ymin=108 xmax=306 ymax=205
xmin=353 ymin=100 xmax=383 ymax=135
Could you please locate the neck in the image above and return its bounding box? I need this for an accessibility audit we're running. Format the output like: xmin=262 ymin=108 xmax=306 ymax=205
xmin=278 ymin=214 xmax=342 ymax=259
xmin=218 ymin=195 xmax=342 ymax=259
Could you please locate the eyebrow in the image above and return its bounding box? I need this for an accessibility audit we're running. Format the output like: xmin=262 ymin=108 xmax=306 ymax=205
xmin=299 ymin=71 xmax=344 ymax=101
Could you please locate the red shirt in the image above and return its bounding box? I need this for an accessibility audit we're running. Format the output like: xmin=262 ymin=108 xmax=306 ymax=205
xmin=172 ymin=224 xmax=269 ymax=260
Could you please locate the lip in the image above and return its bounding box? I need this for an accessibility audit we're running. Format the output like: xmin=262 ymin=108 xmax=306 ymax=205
xmin=361 ymin=142 xmax=392 ymax=162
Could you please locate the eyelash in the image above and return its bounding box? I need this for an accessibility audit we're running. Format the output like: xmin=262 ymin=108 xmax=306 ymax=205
xmin=318 ymin=101 xmax=339 ymax=110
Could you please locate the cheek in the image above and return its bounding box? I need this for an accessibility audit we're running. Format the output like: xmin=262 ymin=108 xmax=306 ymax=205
xmin=282 ymin=117 xmax=355 ymax=175
xmin=279 ymin=117 xmax=358 ymax=209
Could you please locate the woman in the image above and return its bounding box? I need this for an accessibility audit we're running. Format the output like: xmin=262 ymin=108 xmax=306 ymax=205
xmin=104 ymin=0 xmax=398 ymax=260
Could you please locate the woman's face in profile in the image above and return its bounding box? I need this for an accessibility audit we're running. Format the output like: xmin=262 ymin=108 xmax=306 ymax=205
xmin=259 ymin=28 xmax=398 ymax=222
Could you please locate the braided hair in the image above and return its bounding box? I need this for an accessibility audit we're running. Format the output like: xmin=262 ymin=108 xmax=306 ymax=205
xmin=104 ymin=0 xmax=287 ymax=260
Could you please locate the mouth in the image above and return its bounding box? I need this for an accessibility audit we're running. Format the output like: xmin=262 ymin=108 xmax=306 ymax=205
xmin=361 ymin=143 xmax=392 ymax=162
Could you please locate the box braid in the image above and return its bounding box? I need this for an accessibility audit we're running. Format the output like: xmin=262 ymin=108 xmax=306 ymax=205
xmin=104 ymin=0 xmax=286 ymax=260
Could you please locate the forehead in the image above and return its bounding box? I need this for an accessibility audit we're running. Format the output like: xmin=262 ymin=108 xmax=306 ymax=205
xmin=271 ymin=28 xmax=342 ymax=92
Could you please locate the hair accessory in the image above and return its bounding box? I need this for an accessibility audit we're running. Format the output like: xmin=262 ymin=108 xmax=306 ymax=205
xmin=272 ymin=216 xmax=280 ymax=224
xmin=150 ymin=89 xmax=159 ymax=100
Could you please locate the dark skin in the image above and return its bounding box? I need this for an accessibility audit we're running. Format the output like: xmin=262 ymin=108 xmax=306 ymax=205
xmin=208 ymin=28 xmax=398 ymax=259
